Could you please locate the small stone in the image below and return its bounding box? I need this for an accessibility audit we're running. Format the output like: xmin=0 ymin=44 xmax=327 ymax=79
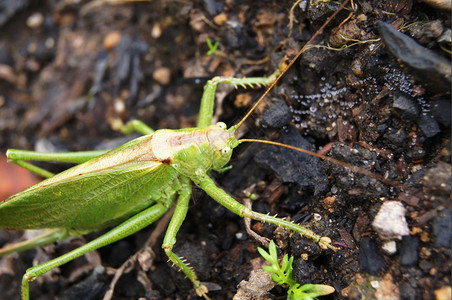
xmin=103 ymin=31 xmax=121 ymax=51
xmin=374 ymin=273 xmax=400 ymax=299
xmin=151 ymin=23 xmax=162 ymax=38
xmin=381 ymin=241 xmax=397 ymax=255
xmin=153 ymin=67 xmax=171 ymax=85
xmin=392 ymin=92 xmax=420 ymax=119
xmin=259 ymin=100 xmax=292 ymax=129
xmin=434 ymin=286 xmax=451 ymax=300
xmin=213 ymin=13 xmax=228 ymax=26
xmin=372 ymin=201 xmax=410 ymax=240
xmin=433 ymin=209 xmax=452 ymax=248
xmin=26 ymin=12 xmax=44 ymax=29
xmin=234 ymin=93 xmax=252 ymax=108
xmin=359 ymin=237 xmax=387 ymax=274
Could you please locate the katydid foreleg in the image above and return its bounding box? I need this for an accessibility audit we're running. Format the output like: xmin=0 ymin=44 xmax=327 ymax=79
xmin=196 ymin=175 xmax=336 ymax=250
xmin=0 ymin=229 xmax=68 ymax=257
xmin=197 ymin=66 xmax=284 ymax=129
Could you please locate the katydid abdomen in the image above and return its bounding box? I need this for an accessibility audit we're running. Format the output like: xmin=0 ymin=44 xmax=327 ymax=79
xmin=0 ymin=132 xmax=189 ymax=231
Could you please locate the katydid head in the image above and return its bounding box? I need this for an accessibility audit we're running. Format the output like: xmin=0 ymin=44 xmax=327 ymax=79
xmin=205 ymin=122 xmax=239 ymax=171
xmin=168 ymin=122 xmax=239 ymax=178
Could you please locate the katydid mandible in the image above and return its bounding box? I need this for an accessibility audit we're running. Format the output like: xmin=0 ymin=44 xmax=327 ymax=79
xmin=0 ymin=5 xmax=355 ymax=299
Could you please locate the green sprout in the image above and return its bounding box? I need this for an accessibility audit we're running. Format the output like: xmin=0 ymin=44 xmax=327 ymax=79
xmin=258 ymin=240 xmax=335 ymax=300
xmin=206 ymin=38 xmax=219 ymax=55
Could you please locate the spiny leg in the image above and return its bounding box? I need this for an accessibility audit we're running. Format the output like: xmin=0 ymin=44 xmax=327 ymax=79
xmin=197 ymin=64 xmax=284 ymax=129
xmin=20 ymin=203 xmax=170 ymax=300
xmin=196 ymin=175 xmax=336 ymax=251
xmin=161 ymin=178 xmax=210 ymax=299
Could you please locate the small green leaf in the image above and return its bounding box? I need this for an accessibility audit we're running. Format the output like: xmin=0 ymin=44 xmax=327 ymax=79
xmin=305 ymin=284 xmax=335 ymax=296
xmin=269 ymin=240 xmax=278 ymax=261
xmin=206 ymin=38 xmax=219 ymax=55
xmin=259 ymin=240 xmax=335 ymax=300
xmin=257 ymin=246 xmax=270 ymax=260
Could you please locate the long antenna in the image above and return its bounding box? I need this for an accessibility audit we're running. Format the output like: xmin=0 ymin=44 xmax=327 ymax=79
xmin=239 ymin=139 xmax=402 ymax=188
xmin=235 ymin=0 xmax=351 ymax=130
xmin=235 ymin=1 xmax=403 ymax=188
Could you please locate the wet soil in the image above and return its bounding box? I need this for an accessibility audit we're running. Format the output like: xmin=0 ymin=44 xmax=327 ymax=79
xmin=0 ymin=1 xmax=450 ymax=300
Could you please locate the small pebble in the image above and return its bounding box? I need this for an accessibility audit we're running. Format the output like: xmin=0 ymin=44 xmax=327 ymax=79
xmin=372 ymin=201 xmax=410 ymax=240
xmin=434 ymin=285 xmax=451 ymax=300
xmin=151 ymin=23 xmax=162 ymax=38
xmin=26 ymin=12 xmax=44 ymax=29
xmin=103 ymin=31 xmax=121 ymax=51
xmin=213 ymin=13 xmax=228 ymax=26
xmin=153 ymin=67 xmax=171 ymax=85
xmin=114 ymin=99 xmax=125 ymax=113
xmin=381 ymin=240 xmax=397 ymax=255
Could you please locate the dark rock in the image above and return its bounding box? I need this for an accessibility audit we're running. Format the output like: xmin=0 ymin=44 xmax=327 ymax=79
xmin=379 ymin=21 xmax=452 ymax=93
xmin=328 ymin=143 xmax=388 ymax=199
xmin=359 ymin=237 xmax=386 ymax=274
xmin=392 ymin=92 xmax=421 ymax=119
xmin=410 ymin=20 xmax=444 ymax=45
xmin=407 ymin=146 xmax=426 ymax=162
xmin=418 ymin=259 xmax=433 ymax=274
xmin=259 ymin=100 xmax=292 ymax=129
xmin=417 ymin=113 xmax=441 ymax=137
xmin=434 ymin=209 xmax=452 ymax=248
xmin=0 ymin=0 xmax=29 ymax=27
xmin=400 ymin=235 xmax=419 ymax=266
xmin=423 ymin=162 xmax=452 ymax=199
xmin=400 ymin=282 xmax=417 ymax=300
xmin=430 ymin=99 xmax=451 ymax=126
xmin=254 ymin=126 xmax=329 ymax=195
xmin=292 ymin=258 xmax=319 ymax=285
xmin=382 ymin=127 xmax=408 ymax=150
xmin=58 ymin=266 xmax=108 ymax=300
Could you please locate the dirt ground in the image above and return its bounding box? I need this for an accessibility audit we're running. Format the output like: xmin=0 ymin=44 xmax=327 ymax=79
xmin=0 ymin=0 xmax=450 ymax=299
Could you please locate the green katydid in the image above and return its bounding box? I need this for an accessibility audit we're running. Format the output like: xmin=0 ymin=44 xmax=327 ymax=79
xmin=0 ymin=3 xmax=378 ymax=299
xmin=1 ymin=67 xmax=336 ymax=300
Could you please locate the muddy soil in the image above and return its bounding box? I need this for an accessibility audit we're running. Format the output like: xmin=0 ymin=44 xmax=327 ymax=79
xmin=0 ymin=1 xmax=450 ymax=299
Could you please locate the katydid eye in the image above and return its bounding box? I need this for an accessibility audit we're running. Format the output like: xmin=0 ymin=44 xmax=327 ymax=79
xmin=216 ymin=122 xmax=227 ymax=129
xmin=220 ymin=146 xmax=230 ymax=154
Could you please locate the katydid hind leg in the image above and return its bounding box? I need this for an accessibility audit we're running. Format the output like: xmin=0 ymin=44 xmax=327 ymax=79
xmin=20 ymin=203 xmax=170 ymax=300
xmin=6 ymin=149 xmax=108 ymax=178
xmin=0 ymin=229 xmax=68 ymax=257
xmin=7 ymin=149 xmax=107 ymax=164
